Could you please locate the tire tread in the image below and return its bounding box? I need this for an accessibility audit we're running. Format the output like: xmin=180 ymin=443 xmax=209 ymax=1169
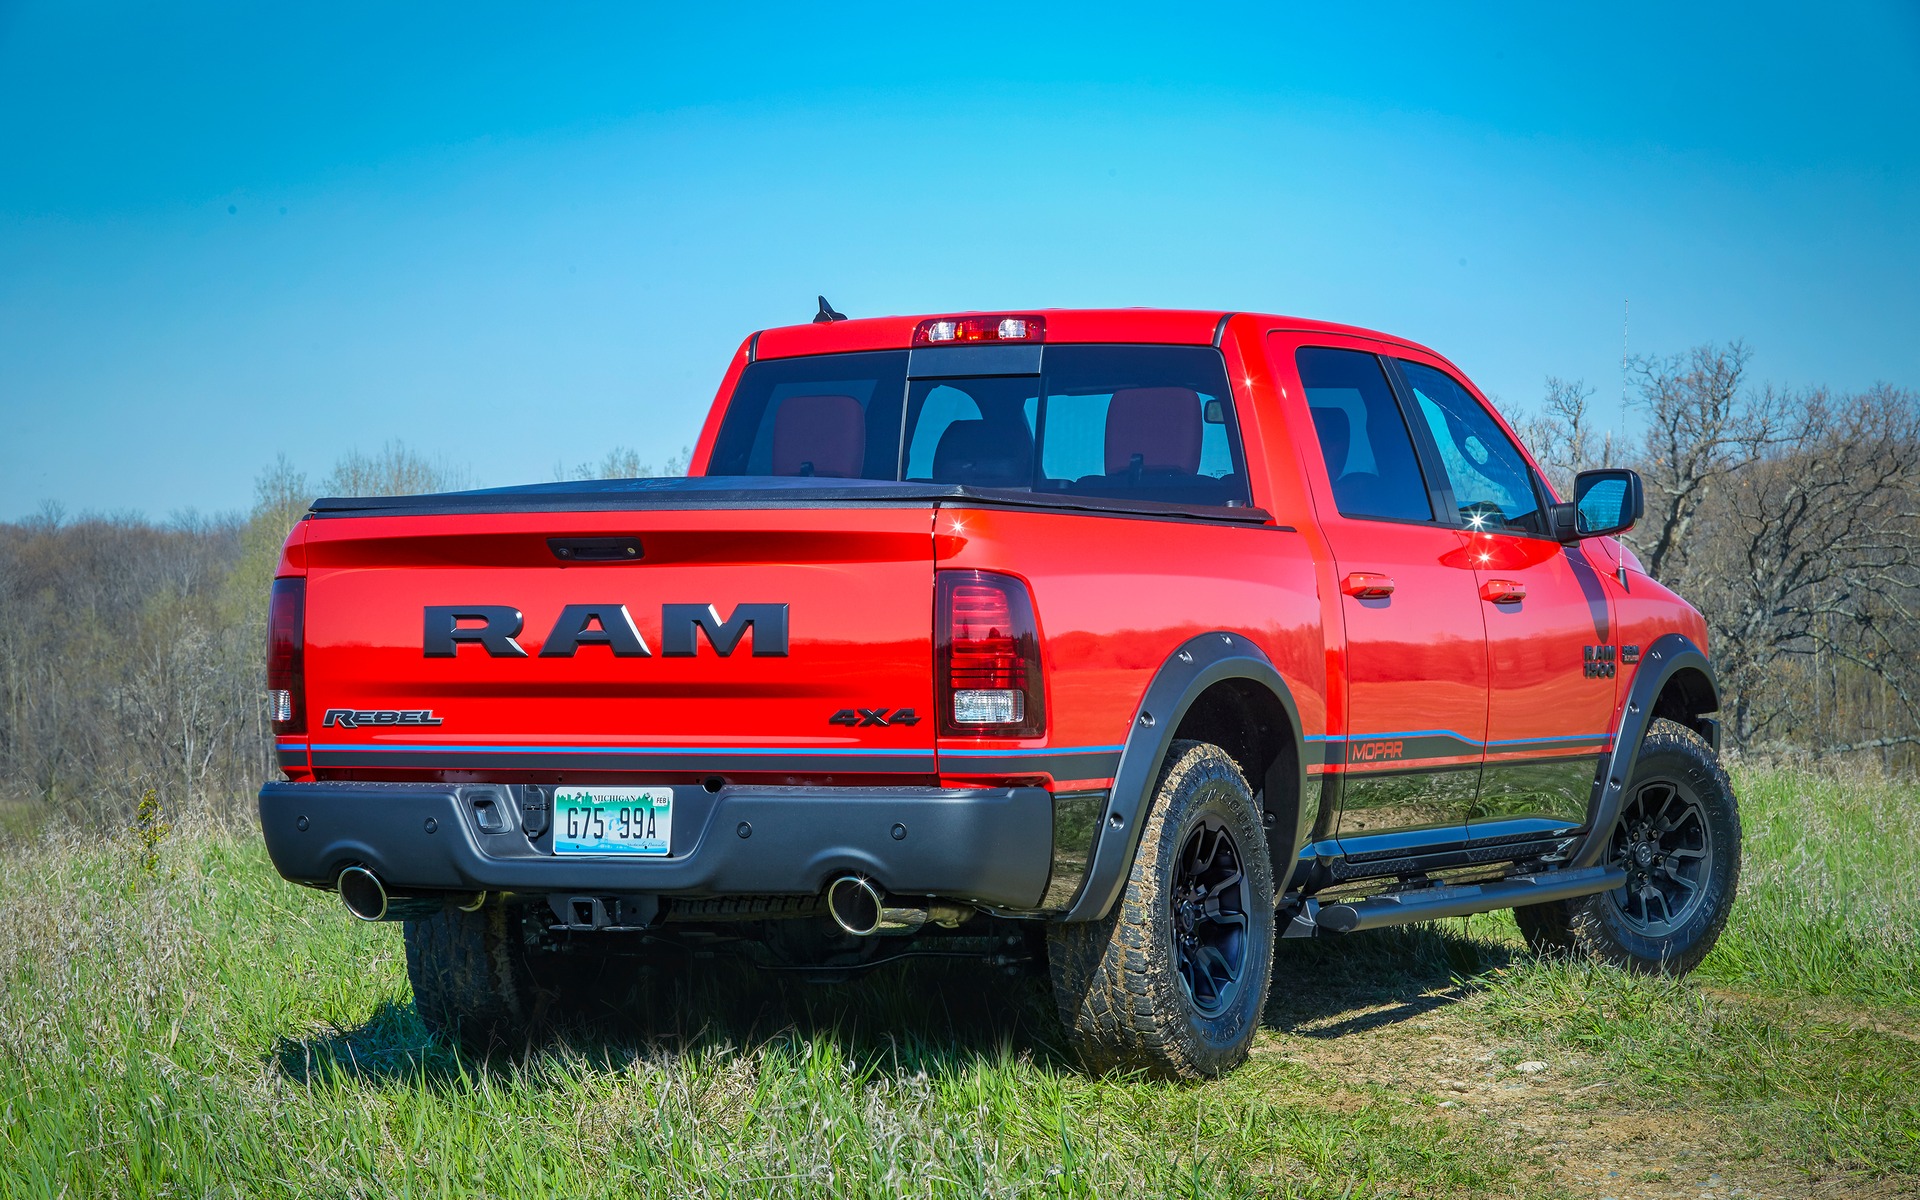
xmin=1047 ymin=740 xmax=1276 ymax=1080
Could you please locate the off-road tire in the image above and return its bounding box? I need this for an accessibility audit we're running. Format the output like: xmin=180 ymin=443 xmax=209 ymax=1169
xmin=1514 ymin=718 xmax=1741 ymax=975
xmin=1046 ymin=740 xmax=1276 ymax=1080
xmin=404 ymin=900 xmax=607 ymax=1054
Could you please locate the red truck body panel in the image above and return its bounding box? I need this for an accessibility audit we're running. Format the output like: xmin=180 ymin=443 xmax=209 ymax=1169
xmin=284 ymin=506 xmax=939 ymax=785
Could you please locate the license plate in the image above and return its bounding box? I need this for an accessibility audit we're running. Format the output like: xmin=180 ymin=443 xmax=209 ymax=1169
xmin=552 ymin=787 xmax=673 ymax=856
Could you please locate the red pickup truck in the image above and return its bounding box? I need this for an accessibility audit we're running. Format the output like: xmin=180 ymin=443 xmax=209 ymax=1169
xmin=259 ymin=307 xmax=1740 ymax=1079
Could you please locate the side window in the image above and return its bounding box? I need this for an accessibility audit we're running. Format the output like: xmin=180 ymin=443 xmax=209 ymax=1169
xmin=1295 ymin=347 xmax=1434 ymax=522
xmin=1396 ymin=360 xmax=1545 ymax=536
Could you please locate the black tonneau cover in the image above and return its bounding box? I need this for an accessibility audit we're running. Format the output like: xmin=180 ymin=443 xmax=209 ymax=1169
xmin=308 ymin=475 xmax=1274 ymax=524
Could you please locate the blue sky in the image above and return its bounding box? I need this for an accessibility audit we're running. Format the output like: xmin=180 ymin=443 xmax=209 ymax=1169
xmin=3 ymin=2 xmax=1916 ymax=520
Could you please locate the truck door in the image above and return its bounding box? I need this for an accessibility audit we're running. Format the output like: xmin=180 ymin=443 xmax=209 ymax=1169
xmin=1285 ymin=342 xmax=1490 ymax=862
xmin=1391 ymin=357 xmax=1616 ymax=850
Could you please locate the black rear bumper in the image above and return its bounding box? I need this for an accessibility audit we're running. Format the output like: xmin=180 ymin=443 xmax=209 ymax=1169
xmin=258 ymin=781 xmax=1055 ymax=910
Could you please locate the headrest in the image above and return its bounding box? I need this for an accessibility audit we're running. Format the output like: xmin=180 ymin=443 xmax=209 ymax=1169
xmin=1105 ymin=387 xmax=1202 ymax=475
xmin=771 ymin=394 xmax=865 ymax=478
xmin=932 ymin=419 xmax=1033 ymax=487
xmin=1310 ymin=407 xmax=1351 ymax=478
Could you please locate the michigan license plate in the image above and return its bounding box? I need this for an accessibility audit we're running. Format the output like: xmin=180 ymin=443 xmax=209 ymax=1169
xmin=552 ymin=787 xmax=673 ymax=856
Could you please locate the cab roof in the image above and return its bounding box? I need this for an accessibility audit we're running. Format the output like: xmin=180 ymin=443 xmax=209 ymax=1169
xmin=750 ymin=307 xmax=1440 ymax=361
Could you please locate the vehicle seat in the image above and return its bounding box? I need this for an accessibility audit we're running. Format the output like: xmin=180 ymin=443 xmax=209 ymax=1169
xmin=771 ymin=394 xmax=865 ymax=478
xmin=1310 ymin=405 xmax=1382 ymax=500
xmin=1064 ymin=387 xmax=1235 ymax=504
xmin=1309 ymin=406 xmax=1351 ymax=479
xmin=1104 ymin=387 xmax=1202 ymax=481
xmin=931 ymin=418 xmax=1033 ymax=488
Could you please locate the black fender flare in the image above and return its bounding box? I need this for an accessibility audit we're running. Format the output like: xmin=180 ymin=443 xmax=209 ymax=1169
xmin=1058 ymin=631 xmax=1309 ymax=922
xmin=1569 ymin=632 xmax=1720 ymax=870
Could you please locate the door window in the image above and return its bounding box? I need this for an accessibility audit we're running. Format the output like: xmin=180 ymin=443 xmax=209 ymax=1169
xmin=1295 ymin=347 xmax=1434 ymax=522
xmin=1396 ymin=360 xmax=1546 ymax=535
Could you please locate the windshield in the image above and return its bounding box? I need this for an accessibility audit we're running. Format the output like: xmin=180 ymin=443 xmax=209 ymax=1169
xmin=706 ymin=345 xmax=1250 ymax=507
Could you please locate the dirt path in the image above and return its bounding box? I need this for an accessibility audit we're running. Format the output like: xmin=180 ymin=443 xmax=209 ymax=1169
xmin=1256 ymin=981 xmax=1905 ymax=1200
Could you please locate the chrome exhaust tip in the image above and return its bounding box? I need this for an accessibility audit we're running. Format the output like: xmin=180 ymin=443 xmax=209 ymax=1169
xmin=826 ymin=874 xmax=890 ymax=936
xmin=825 ymin=875 xmax=973 ymax=937
xmin=337 ymin=865 xmax=389 ymax=922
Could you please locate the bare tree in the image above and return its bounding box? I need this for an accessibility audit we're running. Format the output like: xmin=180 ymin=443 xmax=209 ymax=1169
xmin=323 ymin=441 xmax=470 ymax=498
xmin=1696 ymin=384 xmax=1920 ymax=745
xmin=1627 ymin=341 xmax=1780 ymax=582
xmin=553 ymin=444 xmax=692 ymax=482
xmin=1517 ymin=377 xmax=1611 ymax=496
xmin=1517 ymin=349 xmax=1920 ymax=763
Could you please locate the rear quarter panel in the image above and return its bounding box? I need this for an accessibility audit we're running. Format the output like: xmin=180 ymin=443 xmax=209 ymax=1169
xmin=932 ymin=507 xmax=1327 ymax=791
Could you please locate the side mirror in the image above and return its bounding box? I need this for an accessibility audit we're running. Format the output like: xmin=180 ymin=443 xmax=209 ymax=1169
xmin=1550 ymin=468 xmax=1643 ymax=541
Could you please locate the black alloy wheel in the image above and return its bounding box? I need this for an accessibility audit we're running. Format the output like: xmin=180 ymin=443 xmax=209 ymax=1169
xmin=1170 ymin=817 xmax=1250 ymax=1018
xmin=1607 ymin=777 xmax=1713 ymax=936
xmin=1511 ymin=718 xmax=1741 ymax=976
xmin=1046 ymin=739 xmax=1277 ymax=1080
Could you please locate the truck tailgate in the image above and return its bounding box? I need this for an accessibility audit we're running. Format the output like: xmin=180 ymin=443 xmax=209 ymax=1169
xmin=297 ymin=507 xmax=936 ymax=781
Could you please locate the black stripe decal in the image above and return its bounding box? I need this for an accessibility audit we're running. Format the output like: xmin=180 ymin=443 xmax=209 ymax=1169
xmin=309 ymin=750 xmax=937 ymax=774
xmin=306 ymin=747 xmax=1126 ymax=779
xmin=1337 ymin=733 xmax=1479 ymax=766
xmin=1315 ymin=734 xmax=1611 ymax=769
xmin=940 ymin=750 xmax=1122 ymax=779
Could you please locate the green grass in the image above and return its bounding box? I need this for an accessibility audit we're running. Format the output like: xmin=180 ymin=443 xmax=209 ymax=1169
xmin=1 ymin=762 xmax=1916 ymax=1198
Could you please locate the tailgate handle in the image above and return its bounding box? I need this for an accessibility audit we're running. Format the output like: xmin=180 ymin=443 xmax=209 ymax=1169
xmin=548 ymin=536 xmax=643 ymax=563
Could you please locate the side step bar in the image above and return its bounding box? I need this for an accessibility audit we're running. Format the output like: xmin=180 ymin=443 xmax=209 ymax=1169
xmin=1313 ymin=865 xmax=1627 ymax=935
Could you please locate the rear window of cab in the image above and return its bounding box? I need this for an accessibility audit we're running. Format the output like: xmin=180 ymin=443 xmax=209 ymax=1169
xmin=706 ymin=346 xmax=1252 ymax=508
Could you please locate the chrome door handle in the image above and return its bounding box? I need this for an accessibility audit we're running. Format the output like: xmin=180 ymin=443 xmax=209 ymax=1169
xmin=1342 ymin=572 xmax=1395 ymax=599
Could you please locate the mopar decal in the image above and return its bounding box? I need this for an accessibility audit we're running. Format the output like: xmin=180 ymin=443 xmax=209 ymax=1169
xmin=322 ymin=708 xmax=444 ymax=729
xmin=1349 ymin=739 xmax=1405 ymax=762
xmin=424 ymin=603 xmax=789 ymax=658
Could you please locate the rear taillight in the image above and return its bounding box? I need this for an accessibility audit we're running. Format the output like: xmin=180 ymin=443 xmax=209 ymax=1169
xmin=912 ymin=315 xmax=1045 ymax=345
xmin=937 ymin=570 xmax=1044 ymax=737
xmin=266 ymin=577 xmax=306 ymax=735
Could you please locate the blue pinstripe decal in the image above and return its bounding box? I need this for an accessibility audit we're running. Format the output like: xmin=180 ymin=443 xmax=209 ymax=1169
xmin=940 ymin=745 xmax=1125 ymax=757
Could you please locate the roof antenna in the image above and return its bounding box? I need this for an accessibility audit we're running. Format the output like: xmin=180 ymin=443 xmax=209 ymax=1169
xmin=813 ymin=295 xmax=847 ymax=324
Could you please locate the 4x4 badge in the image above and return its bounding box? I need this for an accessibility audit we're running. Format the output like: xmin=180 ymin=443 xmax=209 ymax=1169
xmin=828 ymin=707 xmax=920 ymax=727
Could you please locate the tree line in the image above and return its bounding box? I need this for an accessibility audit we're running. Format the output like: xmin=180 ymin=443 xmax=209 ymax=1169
xmin=1519 ymin=343 xmax=1920 ymax=764
xmin=0 ymin=443 xmax=680 ymax=831
xmin=1 ymin=354 xmax=1914 ymax=835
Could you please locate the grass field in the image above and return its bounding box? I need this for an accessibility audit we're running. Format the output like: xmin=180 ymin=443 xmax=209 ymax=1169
xmin=1 ymin=762 xmax=1916 ymax=1198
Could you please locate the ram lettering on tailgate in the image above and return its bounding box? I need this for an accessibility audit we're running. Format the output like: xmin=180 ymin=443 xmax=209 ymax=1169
xmin=422 ymin=603 xmax=789 ymax=658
